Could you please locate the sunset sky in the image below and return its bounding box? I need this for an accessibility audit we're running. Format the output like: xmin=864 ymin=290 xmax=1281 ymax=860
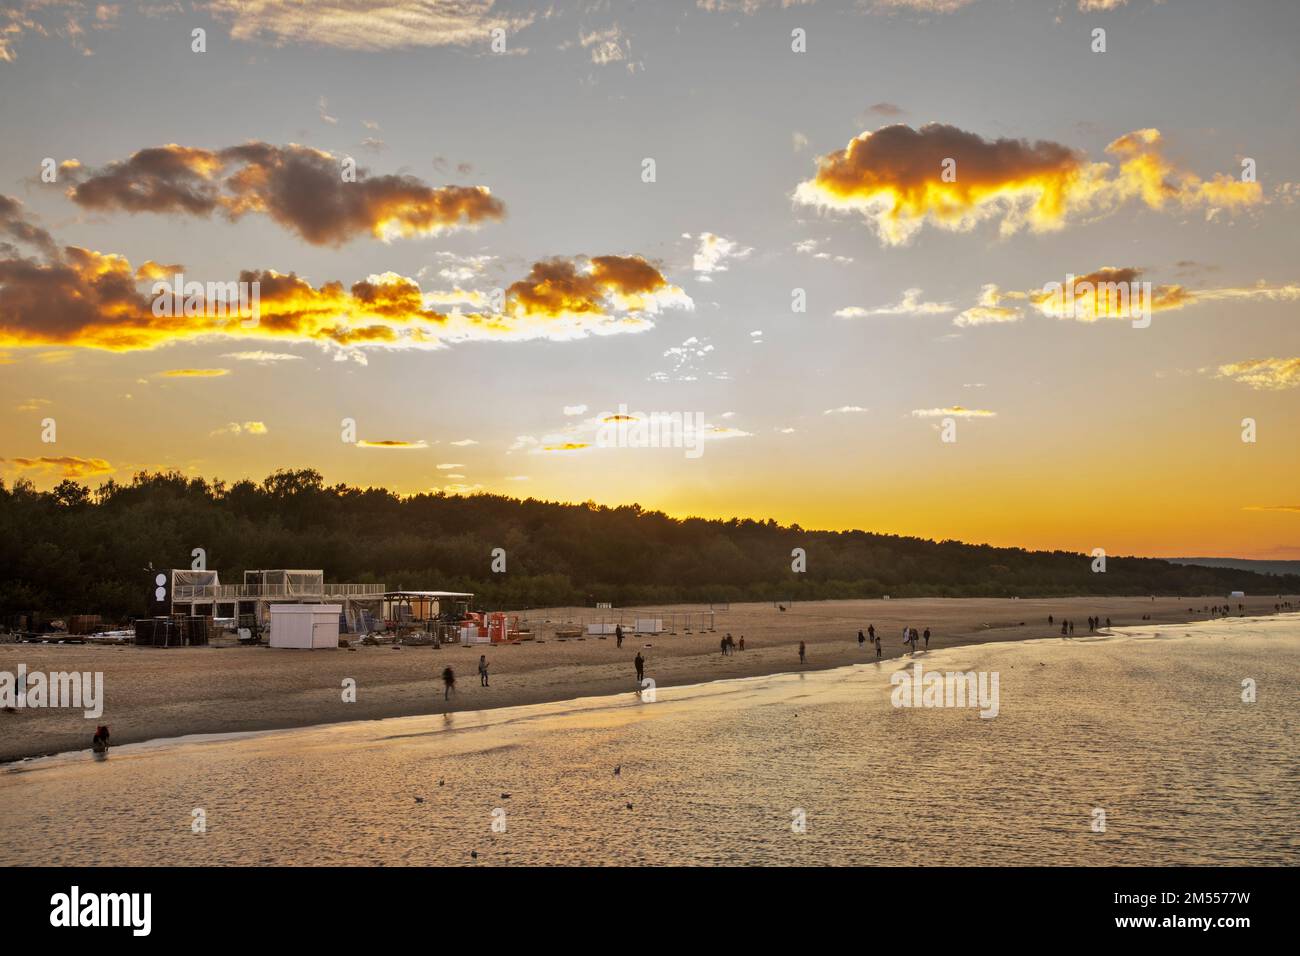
xmin=1 ymin=0 xmax=1297 ymax=559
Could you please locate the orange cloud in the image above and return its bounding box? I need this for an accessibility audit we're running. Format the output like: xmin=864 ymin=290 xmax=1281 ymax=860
xmin=357 ymin=440 xmax=430 ymax=449
xmin=956 ymin=267 xmax=1299 ymax=326
xmin=1214 ymin=358 xmax=1300 ymax=391
xmin=65 ymin=143 xmax=505 ymax=245
xmin=3 ymin=456 xmax=114 ymax=478
xmin=911 ymin=406 xmax=996 ymax=418
xmin=795 ymin=124 xmax=1263 ymax=245
xmin=0 ymin=201 xmax=691 ymax=354
xmin=160 ymin=368 xmax=231 ymax=377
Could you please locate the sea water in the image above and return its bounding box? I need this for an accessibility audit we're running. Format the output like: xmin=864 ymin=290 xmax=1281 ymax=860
xmin=1 ymin=615 xmax=1295 ymax=866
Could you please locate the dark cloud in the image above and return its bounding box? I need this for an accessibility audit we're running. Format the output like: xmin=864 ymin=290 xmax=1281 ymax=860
xmin=65 ymin=142 xmax=505 ymax=245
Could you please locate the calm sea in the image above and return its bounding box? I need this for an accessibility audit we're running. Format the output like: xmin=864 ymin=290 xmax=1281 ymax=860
xmin=3 ymin=614 xmax=1296 ymax=865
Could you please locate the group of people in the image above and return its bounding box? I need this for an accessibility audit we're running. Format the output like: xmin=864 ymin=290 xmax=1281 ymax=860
xmin=438 ymin=654 xmax=492 ymax=702
xmin=899 ymin=626 xmax=930 ymax=654
xmin=1204 ymin=603 xmax=1244 ymax=617
xmin=719 ymin=633 xmax=746 ymax=655
xmin=1048 ymin=615 xmax=1110 ymax=635
xmin=856 ymin=625 xmax=884 ymax=658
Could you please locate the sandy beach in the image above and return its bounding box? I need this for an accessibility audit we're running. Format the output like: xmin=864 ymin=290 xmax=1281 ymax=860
xmin=2 ymin=594 xmax=1294 ymax=762
xmin=3 ymin=614 xmax=1296 ymax=866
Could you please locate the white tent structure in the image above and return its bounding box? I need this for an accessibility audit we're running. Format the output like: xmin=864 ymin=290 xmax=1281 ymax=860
xmin=269 ymin=604 xmax=341 ymax=649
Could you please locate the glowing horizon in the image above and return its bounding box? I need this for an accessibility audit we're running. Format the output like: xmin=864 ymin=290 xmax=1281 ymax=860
xmin=2 ymin=0 xmax=1297 ymax=562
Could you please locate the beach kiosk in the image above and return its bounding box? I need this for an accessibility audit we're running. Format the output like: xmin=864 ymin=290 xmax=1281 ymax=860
xmin=268 ymin=604 xmax=342 ymax=649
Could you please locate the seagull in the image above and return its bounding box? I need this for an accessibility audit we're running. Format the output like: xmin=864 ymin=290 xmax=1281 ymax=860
xmin=613 ymin=765 xmax=621 ymax=776
xmin=414 ymin=796 xmax=424 ymax=803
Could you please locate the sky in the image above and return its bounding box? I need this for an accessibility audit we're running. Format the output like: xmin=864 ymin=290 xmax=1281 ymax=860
xmin=0 ymin=0 xmax=1297 ymax=560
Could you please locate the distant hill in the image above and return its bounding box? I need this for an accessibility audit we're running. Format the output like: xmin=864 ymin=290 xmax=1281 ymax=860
xmin=3 ymin=468 xmax=1300 ymax=618
xmin=1169 ymin=557 xmax=1300 ymax=578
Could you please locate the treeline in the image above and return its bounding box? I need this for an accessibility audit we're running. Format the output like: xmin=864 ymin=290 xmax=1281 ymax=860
xmin=2 ymin=468 xmax=1296 ymax=620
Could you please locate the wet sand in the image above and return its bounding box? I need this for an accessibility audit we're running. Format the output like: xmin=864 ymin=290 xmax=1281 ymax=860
xmin=3 ymin=615 xmax=1295 ymax=866
xmin=2 ymin=594 xmax=1293 ymax=761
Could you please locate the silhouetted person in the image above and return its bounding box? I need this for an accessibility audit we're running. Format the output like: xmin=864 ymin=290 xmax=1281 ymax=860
xmin=478 ymin=655 xmax=489 ymax=687
xmin=634 ymin=652 xmax=645 ymax=683
xmin=442 ymin=666 xmax=456 ymax=700
xmin=615 ymin=624 xmax=624 ymax=648
xmin=799 ymin=641 xmax=806 ymax=664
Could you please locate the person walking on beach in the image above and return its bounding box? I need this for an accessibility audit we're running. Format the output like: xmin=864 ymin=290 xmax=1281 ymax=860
xmin=874 ymin=633 xmax=882 ymax=659
xmin=720 ymin=635 xmax=729 ymax=657
xmin=868 ymin=624 xmax=876 ymax=644
xmin=738 ymin=635 xmax=745 ymax=651
xmin=634 ymin=652 xmax=645 ymax=683
xmin=858 ymin=629 xmax=866 ymax=649
xmin=923 ymin=628 xmax=931 ymax=649
xmin=799 ymin=641 xmax=807 ymax=664
xmin=1061 ymin=621 xmax=1068 ymax=637
xmin=442 ymin=666 xmax=456 ymax=701
xmin=1068 ymin=620 xmax=1075 ymax=635
xmin=615 ymin=624 xmax=624 ymax=648
xmin=478 ymin=655 xmax=489 ymax=687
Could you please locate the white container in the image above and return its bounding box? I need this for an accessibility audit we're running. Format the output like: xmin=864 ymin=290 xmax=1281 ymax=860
xmin=269 ymin=604 xmax=342 ymax=649
xmin=459 ymin=626 xmax=491 ymax=645
xmin=586 ymin=623 xmax=619 ymax=635
xmin=634 ymin=618 xmax=663 ymax=634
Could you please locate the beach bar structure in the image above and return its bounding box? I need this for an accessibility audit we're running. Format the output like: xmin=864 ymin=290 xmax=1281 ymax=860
xmin=382 ymin=591 xmax=474 ymax=638
xmin=152 ymin=567 xmax=385 ymax=633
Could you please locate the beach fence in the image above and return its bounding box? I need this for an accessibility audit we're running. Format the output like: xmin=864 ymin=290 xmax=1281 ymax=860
xmin=539 ymin=608 xmax=719 ymax=639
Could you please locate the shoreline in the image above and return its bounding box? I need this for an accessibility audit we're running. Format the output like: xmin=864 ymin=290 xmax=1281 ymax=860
xmin=5 ymin=614 xmax=1296 ymax=866
xmin=2 ymin=594 xmax=1295 ymax=763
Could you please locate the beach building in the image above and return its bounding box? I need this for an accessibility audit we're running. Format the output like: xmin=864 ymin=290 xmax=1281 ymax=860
xmin=150 ymin=567 xmax=385 ymax=633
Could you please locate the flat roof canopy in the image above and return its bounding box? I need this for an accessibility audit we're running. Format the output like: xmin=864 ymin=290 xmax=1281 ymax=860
xmin=383 ymin=591 xmax=474 ymax=598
